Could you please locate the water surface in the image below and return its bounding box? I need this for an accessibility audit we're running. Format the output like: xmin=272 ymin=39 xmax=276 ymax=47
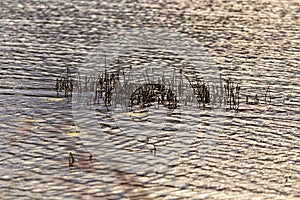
xmin=0 ymin=0 xmax=299 ymax=199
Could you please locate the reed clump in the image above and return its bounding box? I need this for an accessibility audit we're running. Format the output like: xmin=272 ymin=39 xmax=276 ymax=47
xmin=224 ymin=79 xmax=240 ymax=111
xmin=71 ymin=70 xmax=120 ymax=108
xmin=56 ymin=66 xmax=275 ymax=112
xmin=184 ymin=75 xmax=210 ymax=108
xmin=94 ymin=70 xmax=119 ymax=107
xmin=246 ymin=87 xmax=272 ymax=105
xmin=129 ymin=83 xmax=177 ymax=109
xmin=56 ymin=67 xmax=73 ymax=98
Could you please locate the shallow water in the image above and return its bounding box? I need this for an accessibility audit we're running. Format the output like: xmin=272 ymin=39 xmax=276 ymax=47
xmin=0 ymin=0 xmax=299 ymax=199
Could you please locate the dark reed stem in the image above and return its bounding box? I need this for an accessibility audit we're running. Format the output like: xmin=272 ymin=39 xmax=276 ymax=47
xmin=69 ymin=152 xmax=74 ymax=167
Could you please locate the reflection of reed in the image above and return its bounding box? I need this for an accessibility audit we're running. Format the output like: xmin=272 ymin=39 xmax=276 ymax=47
xmin=111 ymin=168 xmax=153 ymax=200
xmin=68 ymin=151 xmax=153 ymax=199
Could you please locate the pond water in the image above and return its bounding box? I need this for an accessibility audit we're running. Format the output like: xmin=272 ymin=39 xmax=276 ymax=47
xmin=0 ymin=0 xmax=299 ymax=199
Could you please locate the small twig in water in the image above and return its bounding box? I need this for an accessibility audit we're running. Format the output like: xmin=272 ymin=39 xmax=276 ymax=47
xmin=264 ymin=87 xmax=271 ymax=104
xmin=69 ymin=152 xmax=75 ymax=167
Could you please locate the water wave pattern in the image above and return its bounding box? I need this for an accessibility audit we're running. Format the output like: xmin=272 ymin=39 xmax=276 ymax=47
xmin=0 ymin=0 xmax=299 ymax=199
